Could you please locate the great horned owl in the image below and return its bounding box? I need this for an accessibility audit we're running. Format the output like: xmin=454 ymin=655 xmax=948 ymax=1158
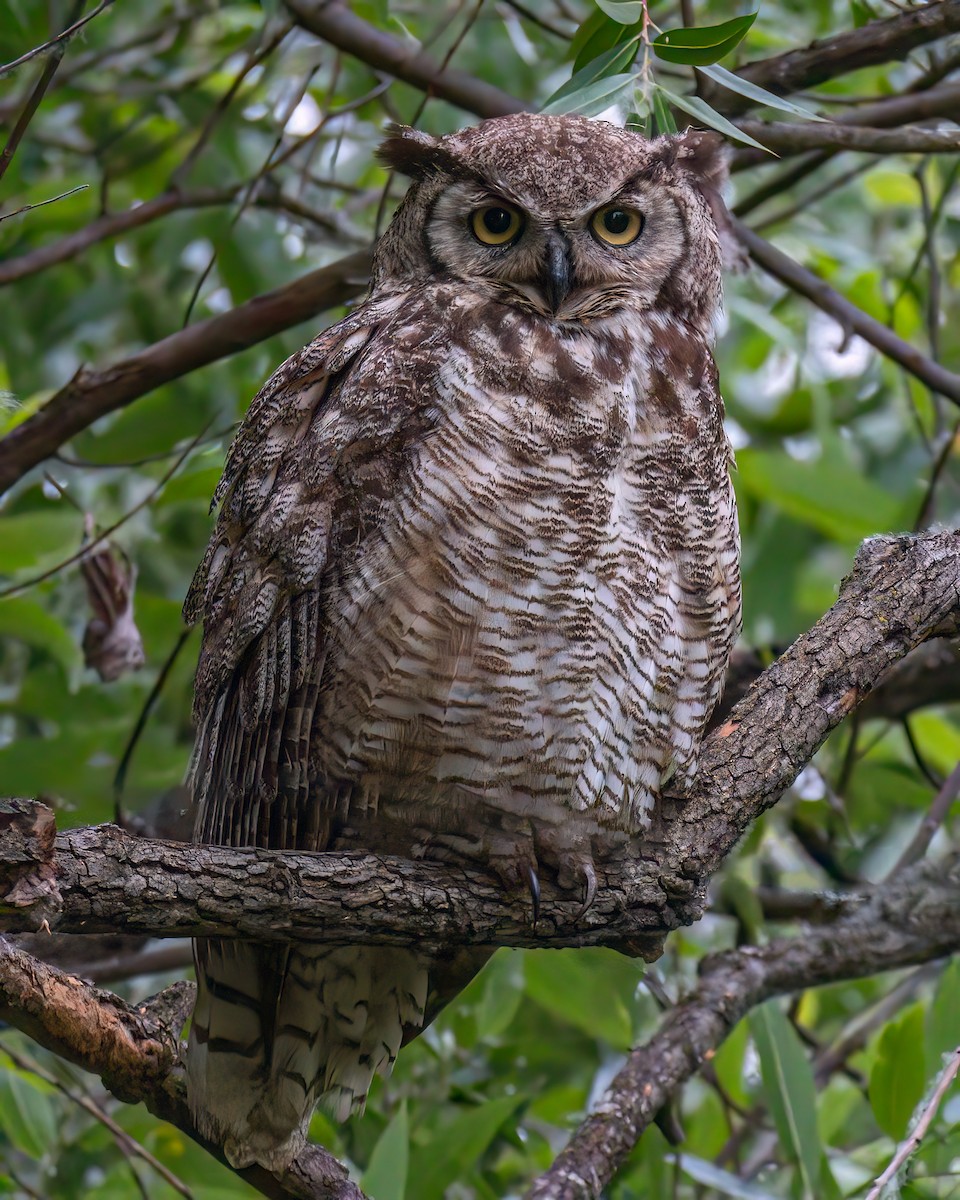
xmin=185 ymin=113 xmax=741 ymax=1170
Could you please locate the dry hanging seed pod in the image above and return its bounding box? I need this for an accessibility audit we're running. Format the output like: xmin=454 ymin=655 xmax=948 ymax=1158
xmin=80 ymin=516 xmax=146 ymax=682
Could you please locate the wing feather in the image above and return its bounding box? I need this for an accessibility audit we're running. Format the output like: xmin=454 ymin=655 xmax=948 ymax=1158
xmin=185 ymin=296 xmax=403 ymax=852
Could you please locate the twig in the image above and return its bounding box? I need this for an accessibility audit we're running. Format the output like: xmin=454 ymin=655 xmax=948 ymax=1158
xmin=182 ymin=57 xmax=321 ymax=327
xmin=750 ymin=158 xmax=875 ymax=232
xmin=888 ymin=759 xmax=960 ymax=876
xmin=113 ymin=627 xmax=194 ymax=814
xmin=733 ymin=152 xmax=833 ymax=216
xmin=0 ymin=0 xmax=114 ymax=80
xmin=0 ymin=184 xmax=88 ymax=224
xmin=500 ymin=0 xmax=572 ymax=39
xmin=914 ymin=417 xmax=960 ymax=530
xmin=0 ymin=187 xmax=240 ymax=287
xmin=864 ymin=1047 xmax=960 ymax=1200
xmin=172 ymin=20 xmax=292 ymax=188
xmin=80 ymin=941 xmax=194 ymax=985
xmin=733 ymin=219 xmax=960 ymax=407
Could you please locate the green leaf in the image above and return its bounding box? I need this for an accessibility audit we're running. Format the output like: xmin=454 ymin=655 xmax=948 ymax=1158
xmin=719 ymin=875 xmax=765 ymax=944
xmin=651 ymin=87 xmax=678 ymax=135
xmin=870 ymin=1004 xmax=927 ymax=1139
xmin=713 ymin=1018 xmax=750 ymax=1110
xmin=850 ymin=0 xmax=876 ymax=28
xmin=540 ymin=73 xmax=636 ymax=119
xmin=407 ymin=1095 xmax=523 ymax=1200
xmin=595 ymin=0 xmax=642 ymax=22
xmin=736 ymin=448 xmax=910 ymax=543
xmin=677 ymin=1154 xmax=782 ymax=1198
xmin=653 ymin=13 xmax=757 ymax=65
xmin=541 ymin=40 xmax=639 ymax=114
xmin=697 ymin=64 xmax=828 ymax=121
xmin=524 ymin=948 xmax=638 ymax=1049
xmin=655 ymin=88 xmax=772 ymax=152
xmin=0 ymin=598 xmax=82 ymax=678
xmin=750 ymin=1002 xmax=822 ymax=1200
xmin=362 ymin=1101 xmax=409 ymax=1200
xmin=0 ymin=511 xmax=83 ymax=574
xmin=569 ymin=9 xmax=642 ymax=72
xmin=475 ymin=950 xmax=525 ymax=1040
xmin=0 ymin=1068 xmax=58 ymax=1160
xmin=927 ymin=959 xmax=960 ymax=1068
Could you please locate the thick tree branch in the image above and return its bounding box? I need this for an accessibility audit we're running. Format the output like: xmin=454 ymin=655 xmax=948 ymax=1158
xmin=0 ymin=248 xmax=372 ymax=496
xmin=1 ymin=532 xmax=957 ymax=962
xmin=0 ymin=939 xmax=365 ymax=1200
xmin=734 ymin=220 xmax=960 ymax=407
xmin=525 ymin=854 xmax=960 ymax=1200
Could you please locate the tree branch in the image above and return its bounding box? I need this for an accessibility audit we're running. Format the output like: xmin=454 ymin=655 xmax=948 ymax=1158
xmin=734 ymin=220 xmax=960 ymax=407
xmin=1 ymin=532 xmax=956 ymax=962
xmin=283 ymin=0 xmax=523 ymax=118
xmin=0 ymin=248 xmax=372 ymax=496
xmin=525 ymin=854 xmax=960 ymax=1200
xmin=737 ymin=121 xmax=960 ymax=157
xmin=0 ymin=939 xmax=366 ymax=1200
xmin=702 ymin=0 xmax=960 ymax=115
xmin=0 ymin=187 xmax=241 ymax=286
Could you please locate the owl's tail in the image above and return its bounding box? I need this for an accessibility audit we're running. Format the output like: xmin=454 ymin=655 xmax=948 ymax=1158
xmin=187 ymin=939 xmax=428 ymax=1171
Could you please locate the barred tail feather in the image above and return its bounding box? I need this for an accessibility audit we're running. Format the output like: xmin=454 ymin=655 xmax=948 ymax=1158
xmin=188 ymin=940 xmax=428 ymax=1170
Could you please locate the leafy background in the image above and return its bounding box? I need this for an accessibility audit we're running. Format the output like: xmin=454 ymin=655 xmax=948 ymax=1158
xmin=0 ymin=0 xmax=958 ymax=1197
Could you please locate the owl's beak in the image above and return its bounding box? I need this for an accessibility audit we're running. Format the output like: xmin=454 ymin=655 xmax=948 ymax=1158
xmin=543 ymin=232 xmax=573 ymax=314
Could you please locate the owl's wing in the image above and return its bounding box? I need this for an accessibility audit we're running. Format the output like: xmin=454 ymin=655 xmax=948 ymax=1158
xmin=184 ymin=295 xmax=403 ymax=852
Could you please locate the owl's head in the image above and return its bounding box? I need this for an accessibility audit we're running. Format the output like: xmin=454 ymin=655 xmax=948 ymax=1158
xmin=373 ymin=113 xmax=730 ymax=331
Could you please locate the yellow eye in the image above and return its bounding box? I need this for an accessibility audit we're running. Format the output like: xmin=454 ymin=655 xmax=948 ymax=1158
xmin=471 ymin=204 xmax=524 ymax=246
xmin=590 ymin=205 xmax=644 ymax=246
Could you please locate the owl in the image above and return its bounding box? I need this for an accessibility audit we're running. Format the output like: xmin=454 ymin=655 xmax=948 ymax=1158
xmin=184 ymin=113 xmax=741 ymax=1171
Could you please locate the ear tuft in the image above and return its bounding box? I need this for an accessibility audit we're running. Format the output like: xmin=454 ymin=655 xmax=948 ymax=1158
xmin=675 ymin=129 xmax=744 ymax=271
xmin=376 ymin=124 xmax=456 ymax=180
xmin=674 ymin=129 xmax=728 ymax=192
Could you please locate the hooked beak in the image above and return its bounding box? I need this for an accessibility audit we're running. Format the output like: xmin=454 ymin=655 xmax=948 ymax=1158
xmin=543 ymin=232 xmax=573 ymax=314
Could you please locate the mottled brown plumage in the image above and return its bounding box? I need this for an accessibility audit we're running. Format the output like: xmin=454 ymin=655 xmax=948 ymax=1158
xmin=185 ymin=113 xmax=741 ymax=1169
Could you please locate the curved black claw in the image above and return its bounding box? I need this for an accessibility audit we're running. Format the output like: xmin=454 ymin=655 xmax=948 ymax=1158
xmin=524 ymin=862 xmax=541 ymax=926
xmin=572 ymin=859 xmax=598 ymax=922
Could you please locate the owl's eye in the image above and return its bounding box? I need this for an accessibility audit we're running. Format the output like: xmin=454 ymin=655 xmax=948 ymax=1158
xmin=590 ymin=206 xmax=645 ymax=247
xmin=471 ymin=204 xmax=524 ymax=246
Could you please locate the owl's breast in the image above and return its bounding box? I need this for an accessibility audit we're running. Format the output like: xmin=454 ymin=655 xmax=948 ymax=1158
xmin=312 ymin=295 xmax=738 ymax=833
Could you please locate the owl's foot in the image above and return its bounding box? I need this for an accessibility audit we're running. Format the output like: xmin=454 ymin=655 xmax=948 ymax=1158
xmin=411 ymin=829 xmax=541 ymax=924
xmin=533 ymin=821 xmax=612 ymax=921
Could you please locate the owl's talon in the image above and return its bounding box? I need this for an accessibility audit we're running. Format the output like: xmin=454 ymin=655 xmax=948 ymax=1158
xmin=524 ymin=862 xmax=541 ymax=926
xmin=572 ymin=860 xmax=597 ymax=921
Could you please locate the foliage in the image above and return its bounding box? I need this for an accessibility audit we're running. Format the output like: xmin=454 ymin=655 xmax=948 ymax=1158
xmin=0 ymin=0 xmax=959 ymax=1198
